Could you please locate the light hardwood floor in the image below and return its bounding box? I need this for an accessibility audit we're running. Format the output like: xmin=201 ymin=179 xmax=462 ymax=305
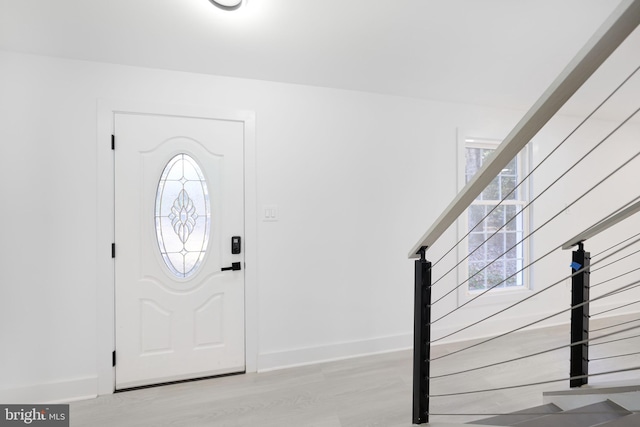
xmin=69 ymin=314 xmax=640 ymax=426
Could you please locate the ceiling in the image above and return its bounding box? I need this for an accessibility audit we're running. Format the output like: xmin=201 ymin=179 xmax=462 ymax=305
xmin=1 ymin=0 xmax=637 ymax=115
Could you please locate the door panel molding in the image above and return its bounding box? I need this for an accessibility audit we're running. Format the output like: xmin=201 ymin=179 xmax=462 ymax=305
xmin=97 ymin=99 xmax=257 ymax=396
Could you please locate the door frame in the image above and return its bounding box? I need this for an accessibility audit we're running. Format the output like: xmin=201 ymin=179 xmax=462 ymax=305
xmin=96 ymin=99 xmax=257 ymax=396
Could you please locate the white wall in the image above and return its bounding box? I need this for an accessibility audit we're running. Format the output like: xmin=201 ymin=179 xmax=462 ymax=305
xmin=1 ymin=49 xmax=638 ymax=404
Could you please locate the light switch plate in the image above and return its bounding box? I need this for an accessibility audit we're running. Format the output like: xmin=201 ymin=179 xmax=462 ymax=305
xmin=263 ymin=204 xmax=279 ymax=222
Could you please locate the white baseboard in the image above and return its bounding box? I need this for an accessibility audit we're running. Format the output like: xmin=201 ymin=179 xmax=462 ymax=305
xmin=257 ymin=333 xmax=413 ymax=372
xmin=0 ymin=376 xmax=97 ymax=404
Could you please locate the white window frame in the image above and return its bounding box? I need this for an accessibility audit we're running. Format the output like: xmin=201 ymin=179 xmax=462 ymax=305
xmin=457 ymin=134 xmax=533 ymax=305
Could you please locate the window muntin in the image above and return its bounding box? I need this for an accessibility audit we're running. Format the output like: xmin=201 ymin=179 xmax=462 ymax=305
xmin=155 ymin=154 xmax=210 ymax=278
xmin=465 ymin=142 xmax=527 ymax=292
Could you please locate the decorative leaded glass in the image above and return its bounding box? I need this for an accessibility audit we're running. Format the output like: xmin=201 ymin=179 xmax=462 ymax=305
xmin=155 ymin=154 xmax=210 ymax=278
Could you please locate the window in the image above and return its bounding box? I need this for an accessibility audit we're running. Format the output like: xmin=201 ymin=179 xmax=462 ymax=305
xmin=155 ymin=153 xmax=211 ymax=278
xmin=465 ymin=140 xmax=528 ymax=292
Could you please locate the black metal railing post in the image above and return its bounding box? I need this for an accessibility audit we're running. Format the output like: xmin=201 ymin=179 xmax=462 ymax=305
xmin=570 ymin=242 xmax=590 ymax=388
xmin=413 ymin=247 xmax=431 ymax=424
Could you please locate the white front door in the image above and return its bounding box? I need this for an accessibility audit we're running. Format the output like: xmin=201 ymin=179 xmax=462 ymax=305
xmin=114 ymin=113 xmax=245 ymax=389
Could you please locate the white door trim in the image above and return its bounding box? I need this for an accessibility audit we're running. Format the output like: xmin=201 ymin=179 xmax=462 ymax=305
xmin=97 ymin=99 xmax=257 ymax=396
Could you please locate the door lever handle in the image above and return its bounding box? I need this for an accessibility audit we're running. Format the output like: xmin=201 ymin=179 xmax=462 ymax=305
xmin=221 ymin=262 xmax=241 ymax=272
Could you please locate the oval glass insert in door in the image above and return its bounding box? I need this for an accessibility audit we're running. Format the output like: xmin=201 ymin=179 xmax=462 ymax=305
xmin=155 ymin=153 xmax=211 ymax=278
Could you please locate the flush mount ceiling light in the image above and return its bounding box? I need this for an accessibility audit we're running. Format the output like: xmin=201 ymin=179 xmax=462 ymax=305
xmin=208 ymin=0 xmax=244 ymax=11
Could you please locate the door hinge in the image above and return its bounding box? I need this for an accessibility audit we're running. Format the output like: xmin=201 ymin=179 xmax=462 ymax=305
xmin=112 ymin=243 xmax=116 ymax=258
xmin=112 ymin=351 xmax=116 ymax=367
xmin=111 ymin=134 xmax=115 ymax=150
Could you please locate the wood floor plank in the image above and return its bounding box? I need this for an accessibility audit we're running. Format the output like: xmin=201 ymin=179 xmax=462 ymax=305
xmin=69 ymin=314 xmax=640 ymax=426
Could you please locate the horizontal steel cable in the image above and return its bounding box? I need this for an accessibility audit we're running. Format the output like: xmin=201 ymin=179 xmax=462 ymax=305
xmin=430 ymin=336 xmax=566 ymax=379
xmin=429 ymin=367 xmax=640 ymax=397
xmin=430 ymin=234 xmax=640 ymax=344
xmin=431 ymin=334 xmax=640 ymax=380
xmin=425 ymin=409 xmax=640 ymax=418
xmin=428 ymin=411 xmax=639 ymax=417
xmin=430 ymin=65 xmax=640 ymax=273
xmin=431 ymin=304 xmax=640 ymax=378
xmin=590 ymin=239 xmax=640 ymax=275
xmin=433 ymin=207 xmax=640 ymax=331
xmin=590 ymin=333 xmax=640 ymax=347
xmin=430 ymin=280 xmax=640 ymax=364
xmin=431 ymin=347 xmax=640 ymax=415
xmin=592 ymin=300 xmax=640 ymax=317
xmin=430 ymin=202 xmax=640 ymax=325
xmin=431 ymin=108 xmax=640 ymax=308
xmin=589 ymin=320 xmax=640 ymax=342
xmin=591 ymin=351 xmax=640 ymax=361
xmin=591 ymin=317 xmax=640 ymax=333
xmin=592 ymin=230 xmax=640 ymax=258
xmin=430 ymin=198 xmax=640 ymax=332
xmin=429 ymin=408 xmax=640 ymax=417
xmin=593 ymin=282 xmax=640 ymax=301
xmin=591 ymin=265 xmax=640 ymax=289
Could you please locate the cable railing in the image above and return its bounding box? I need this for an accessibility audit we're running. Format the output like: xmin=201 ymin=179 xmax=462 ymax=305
xmin=409 ymin=0 xmax=640 ymax=424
